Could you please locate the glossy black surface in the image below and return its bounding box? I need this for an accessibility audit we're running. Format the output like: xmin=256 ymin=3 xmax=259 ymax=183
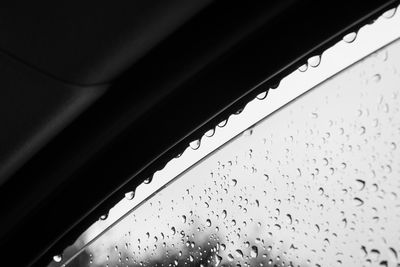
xmin=0 ymin=1 xmax=212 ymax=84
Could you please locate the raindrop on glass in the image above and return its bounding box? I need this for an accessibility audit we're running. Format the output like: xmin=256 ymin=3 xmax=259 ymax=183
xmin=298 ymin=63 xmax=308 ymax=72
xmin=235 ymin=249 xmax=244 ymax=258
xmin=256 ymin=91 xmax=268 ymax=100
xmin=286 ymin=214 xmax=293 ymax=224
xmin=217 ymin=119 xmax=228 ymax=128
xmin=382 ymin=7 xmax=397 ymax=18
xmin=388 ymin=247 xmax=398 ymax=261
xmin=355 ymin=179 xmax=366 ymax=191
xmin=372 ymin=73 xmax=381 ymax=82
xmin=308 ymin=55 xmax=321 ymax=68
xmin=234 ymin=108 xmax=244 ymax=115
xmin=125 ymin=191 xmax=135 ymax=200
xmin=222 ymin=210 xmax=227 ymax=219
xmin=205 ymin=128 xmax=215 ymax=137
xmin=370 ymin=249 xmax=381 ymax=261
xmin=215 ymin=254 xmax=222 ymax=266
xmin=390 ymin=142 xmax=397 ymax=150
xmin=189 ymin=139 xmax=201 ymax=150
xmin=353 ymin=197 xmax=364 ymax=206
xmin=53 ymin=255 xmax=62 ymax=263
xmin=343 ymin=32 xmax=357 ymax=43
xmin=250 ymin=246 xmax=259 ymax=258
xmin=143 ymin=176 xmax=152 ymax=184
xmin=270 ymin=81 xmax=280 ymax=89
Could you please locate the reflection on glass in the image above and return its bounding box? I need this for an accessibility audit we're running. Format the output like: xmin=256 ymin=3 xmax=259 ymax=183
xmin=56 ymin=35 xmax=400 ymax=267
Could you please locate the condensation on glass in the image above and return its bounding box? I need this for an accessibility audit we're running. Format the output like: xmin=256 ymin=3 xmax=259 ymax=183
xmin=52 ymin=36 xmax=400 ymax=267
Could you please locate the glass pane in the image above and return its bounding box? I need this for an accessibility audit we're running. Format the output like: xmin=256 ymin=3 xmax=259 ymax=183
xmin=48 ymin=6 xmax=400 ymax=267
xmin=59 ymin=32 xmax=400 ymax=267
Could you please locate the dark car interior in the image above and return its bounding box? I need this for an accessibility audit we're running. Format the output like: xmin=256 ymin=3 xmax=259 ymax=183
xmin=0 ymin=1 xmax=398 ymax=266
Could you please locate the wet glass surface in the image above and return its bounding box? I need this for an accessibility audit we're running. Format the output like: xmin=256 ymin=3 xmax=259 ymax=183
xmin=56 ymin=36 xmax=400 ymax=267
xmin=45 ymin=6 xmax=400 ymax=266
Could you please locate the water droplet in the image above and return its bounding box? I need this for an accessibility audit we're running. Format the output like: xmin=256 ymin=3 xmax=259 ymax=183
xmin=370 ymin=249 xmax=381 ymax=261
xmin=218 ymin=119 xmax=228 ymax=128
xmin=53 ymin=255 xmax=62 ymax=263
xmin=286 ymin=214 xmax=293 ymax=224
xmin=343 ymin=32 xmax=357 ymax=43
xmin=143 ymin=176 xmax=152 ymax=184
xmin=308 ymin=55 xmax=321 ymax=68
xmin=372 ymin=73 xmax=381 ymax=82
xmin=256 ymin=91 xmax=268 ymax=100
xmin=390 ymin=142 xmax=397 ymax=150
xmin=228 ymin=253 xmax=234 ymax=261
xmin=206 ymin=219 xmax=212 ymax=227
xmin=189 ymin=139 xmax=201 ymax=150
xmin=100 ymin=214 xmax=108 ymax=220
xmin=234 ymin=108 xmax=243 ymax=115
xmin=382 ymin=7 xmax=396 ymax=18
xmin=379 ymin=260 xmax=388 ymax=266
xmin=125 ymin=191 xmax=135 ymax=200
xmin=355 ymin=179 xmax=366 ymax=191
xmin=205 ymin=128 xmax=215 ymax=137
xmin=171 ymin=227 xmax=176 ymax=235
xmin=360 ymin=246 xmax=368 ymax=257
xmin=270 ymin=81 xmax=280 ymax=89
xmin=298 ymin=63 xmax=308 ymax=72
xmin=318 ymin=187 xmax=324 ymax=195
xmin=383 ymin=103 xmax=389 ymax=113
xmin=359 ymin=126 xmax=366 ymax=135
xmin=222 ymin=210 xmax=227 ymax=219
xmin=230 ymin=179 xmax=238 ymax=187
xmin=189 ymin=255 xmax=194 ymax=262
xmin=243 ymin=129 xmax=253 ymax=136
xmin=235 ymin=249 xmax=244 ymax=258
xmin=251 ymin=246 xmax=259 ymax=258
xmin=215 ymin=254 xmax=222 ymax=266
xmin=377 ymin=50 xmax=388 ymax=61
xmin=353 ymin=197 xmax=364 ymax=206
xmin=389 ymin=247 xmax=398 ymax=261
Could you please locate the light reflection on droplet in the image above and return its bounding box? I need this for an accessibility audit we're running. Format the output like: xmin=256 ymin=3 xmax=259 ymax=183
xmin=53 ymin=255 xmax=62 ymax=263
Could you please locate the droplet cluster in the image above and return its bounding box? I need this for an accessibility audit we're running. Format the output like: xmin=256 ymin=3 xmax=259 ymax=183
xmin=55 ymin=11 xmax=400 ymax=267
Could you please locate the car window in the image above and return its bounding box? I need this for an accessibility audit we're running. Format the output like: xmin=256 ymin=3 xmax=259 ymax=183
xmin=50 ymin=5 xmax=400 ymax=267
